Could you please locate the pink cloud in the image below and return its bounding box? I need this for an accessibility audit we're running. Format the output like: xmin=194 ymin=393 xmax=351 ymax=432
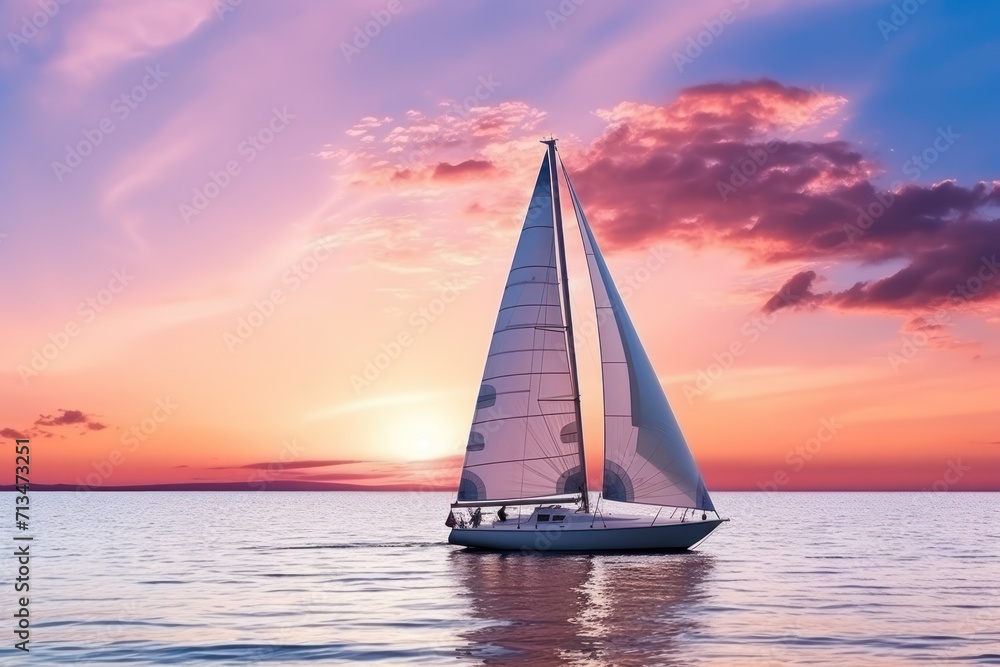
xmin=35 ymin=409 xmax=89 ymax=426
xmin=29 ymin=409 xmax=108 ymax=434
xmin=569 ymin=80 xmax=1000 ymax=315
xmin=50 ymin=0 xmax=217 ymax=84
xmin=327 ymin=101 xmax=548 ymax=185
xmin=333 ymin=79 xmax=1000 ymax=319
xmin=762 ymin=270 xmax=826 ymax=313
xmin=432 ymin=159 xmax=495 ymax=180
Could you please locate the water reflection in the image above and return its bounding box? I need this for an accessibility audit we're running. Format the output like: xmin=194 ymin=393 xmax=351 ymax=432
xmin=451 ymin=550 xmax=714 ymax=665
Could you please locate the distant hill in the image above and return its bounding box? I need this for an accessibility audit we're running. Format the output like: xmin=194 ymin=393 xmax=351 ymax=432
xmin=0 ymin=480 xmax=452 ymax=492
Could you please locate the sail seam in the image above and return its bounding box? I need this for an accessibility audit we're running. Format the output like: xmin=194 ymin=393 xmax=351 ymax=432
xmin=493 ymin=324 xmax=567 ymax=332
xmin=472 ymin=410 xmax=575 ymax=426
xmin=481 ymin=371 xmax=573 ymax=379
xmin=464 ymin=453 xmax=579 ymax=468
xmin=484 ymin=347 xmax=569 ymax=356
xmin=496 ymin=302 xmax=560 ymax=312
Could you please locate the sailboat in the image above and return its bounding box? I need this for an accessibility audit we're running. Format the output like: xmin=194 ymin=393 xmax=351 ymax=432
xmin=447 ymin=139 xmax=724 ymax=551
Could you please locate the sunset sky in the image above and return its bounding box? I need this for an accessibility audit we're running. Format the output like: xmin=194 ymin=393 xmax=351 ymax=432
xmin=2 ymin=0 xmax=998 ymax=492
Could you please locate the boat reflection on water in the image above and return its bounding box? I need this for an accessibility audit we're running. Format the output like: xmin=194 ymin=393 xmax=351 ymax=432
xmin=451 ymin=549 xmax=715 ymax=665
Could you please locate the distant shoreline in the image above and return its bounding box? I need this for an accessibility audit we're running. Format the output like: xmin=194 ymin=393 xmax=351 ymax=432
xmin=0 ymin=481 xmax=454 ymax=492
xmin=1 ymin=484 xmax=997 ymax=492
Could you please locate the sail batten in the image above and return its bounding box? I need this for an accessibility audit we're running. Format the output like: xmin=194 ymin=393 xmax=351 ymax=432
xmin=456 ymin=153 xmax=586 ymax=504
xmin=560 ymin=159 xmax=715 ymax=511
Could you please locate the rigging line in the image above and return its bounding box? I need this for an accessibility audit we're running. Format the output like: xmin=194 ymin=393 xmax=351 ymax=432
xmin=559 ymin=156 xmax=606 ymax=508
xmin=589 ymin=492 xmax=604 ymax=527
xmin=547 ymin=140 xmax=589 ymax=514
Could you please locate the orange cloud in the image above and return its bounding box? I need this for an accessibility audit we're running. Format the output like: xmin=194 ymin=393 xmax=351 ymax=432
xmin=432 ymin=159 xmax=496 ymax=180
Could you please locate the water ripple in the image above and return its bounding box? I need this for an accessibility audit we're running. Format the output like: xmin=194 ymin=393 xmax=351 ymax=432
xmin=5 ymin=490 xmax=997 ymax=665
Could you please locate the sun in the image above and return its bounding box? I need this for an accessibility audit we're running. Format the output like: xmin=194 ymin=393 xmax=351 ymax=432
xmin=384 ymin=409 xmax=464 ymax=461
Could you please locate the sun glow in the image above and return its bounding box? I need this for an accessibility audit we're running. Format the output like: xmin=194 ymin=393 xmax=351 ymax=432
xmin=384 ymin=409 xmax=465 ymax=461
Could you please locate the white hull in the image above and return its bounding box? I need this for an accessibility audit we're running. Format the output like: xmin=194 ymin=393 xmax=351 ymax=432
xmin=450 ymin=513 xmax=722 ymax=552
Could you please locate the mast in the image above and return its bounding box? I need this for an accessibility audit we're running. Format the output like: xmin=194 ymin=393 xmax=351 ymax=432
xmin=542 ymin=138 xmax=590 ymax=514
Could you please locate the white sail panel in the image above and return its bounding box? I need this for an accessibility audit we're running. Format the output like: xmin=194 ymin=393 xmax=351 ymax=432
xmin=457 ymin=154 xmax=585 ymax=503
xmin=562 ymin=164 xmax=715 ymax=511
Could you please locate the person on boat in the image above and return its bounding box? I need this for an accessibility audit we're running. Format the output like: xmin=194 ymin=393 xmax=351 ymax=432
xmin=471 ymin=507 xmax=482 ymax=527
xmin=497 ymin=506 xmax=508 ymax=523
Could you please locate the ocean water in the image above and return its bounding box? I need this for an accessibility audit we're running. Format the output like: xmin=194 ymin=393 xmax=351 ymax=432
xmin=1 ymin=491 xmax=997 ymax=666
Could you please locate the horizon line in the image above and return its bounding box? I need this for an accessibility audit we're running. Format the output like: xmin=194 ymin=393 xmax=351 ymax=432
xmin=3 ymin=483 xmax=998 ymax=493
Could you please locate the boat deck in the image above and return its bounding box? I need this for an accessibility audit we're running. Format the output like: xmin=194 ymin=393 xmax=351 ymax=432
xmin=454 ymin=505 xmax=715 ymax=532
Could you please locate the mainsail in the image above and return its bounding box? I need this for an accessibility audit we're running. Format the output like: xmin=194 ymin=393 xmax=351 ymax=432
xmin=456 ymin=153 xmax=585 ymax=504
xmin=561 ymin=161 xmax=715 ymax=511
